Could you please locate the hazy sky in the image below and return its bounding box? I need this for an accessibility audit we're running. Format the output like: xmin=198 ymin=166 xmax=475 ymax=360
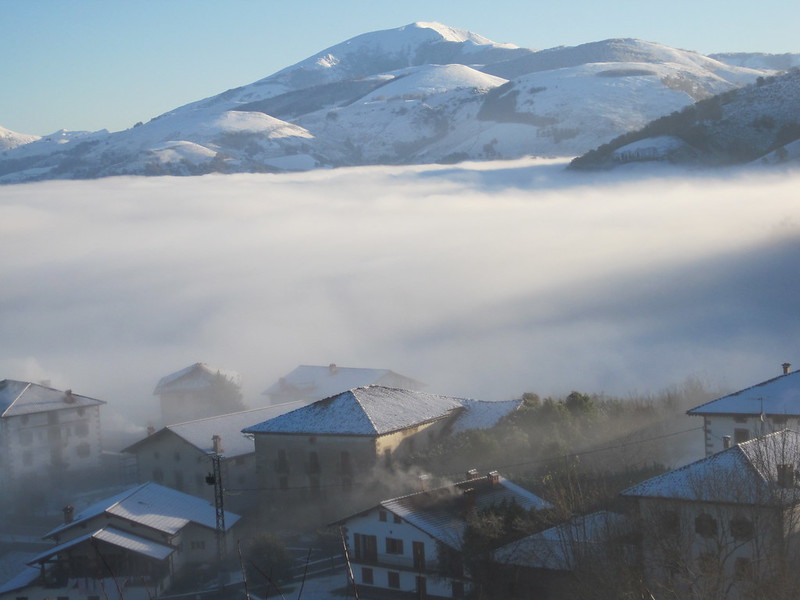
xmin=2 ymin=0 xmax=799 ymax=135
xmin=1 ymin=159 xmax=798 ymax=444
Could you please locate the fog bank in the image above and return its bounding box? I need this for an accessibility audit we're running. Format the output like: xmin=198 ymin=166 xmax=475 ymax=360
xmin=1 ymin=159 xmax=798 ymax=440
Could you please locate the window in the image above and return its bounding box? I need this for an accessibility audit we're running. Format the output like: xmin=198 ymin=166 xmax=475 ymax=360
xmin=76 ymin=443 xmax=91 ymax=458
xmin=393 ymin=514 xmax=402 ymax=524
xmin=386 ymin=538 xmax=404 ymax=554
xmin=773 ymin=416 xmax=788 ymax=425
xmin=153 ymin=468 xmax=164 ymax=483
xmin=387 ymin=572 xmax=400 ymax=589
xmin=777 ymin=463 xmax=796 ymax=488
xmin=191 ymin=541 xmax=206 ymax=550
xmin=695 ymin=513 xmax=718 ymax=538
xmin=75 ymin=422 xmax=89 ymax=437
xmin=361 ymin=568 xmax=374 ymax=585
xmin=452 ymin=582 xmax=464 ymax=598
xmin=353 ymin=534 xmax=377 ymax=563
xmin=734 ymin=428 xmax=750 ymax=444
xmin=277 ymin=449 xmax=289 ymax=473
xmin=379 ymin=510 xmax=387 ymax=522
xmin=174 ymin=451 xmax=181 ymax=462
xmin=308 ymin=451 xmax=320 ymax=474
xmin=77 ymin=407 xmax=86 ymax=417
xmin=730 ymin=516 xmax=754 ymax=541
xmin=416 ymin=576 xmax=427 ymax=598
xmin=734 ymin=415 xmax=747 ymax=424
xmin=658 ymin=510 xmax=680 ymax=535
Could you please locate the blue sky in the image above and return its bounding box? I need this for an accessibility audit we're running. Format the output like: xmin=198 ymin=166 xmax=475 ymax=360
xmin=2 ymin=0 xmax=799 ymax=136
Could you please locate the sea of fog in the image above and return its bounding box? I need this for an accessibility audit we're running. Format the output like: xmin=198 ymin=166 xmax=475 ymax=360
xmin=1 ymin=158 xmax=798 ymax=444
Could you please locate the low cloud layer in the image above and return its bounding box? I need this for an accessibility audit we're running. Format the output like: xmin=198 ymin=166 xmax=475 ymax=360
xmin=1 ymin=159 xmax=798 ymax=441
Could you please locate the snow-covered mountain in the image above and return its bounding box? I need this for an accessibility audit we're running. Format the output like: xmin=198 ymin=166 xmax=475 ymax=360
xmin=0 ymin=22 xmax=784 ymax=183
xmin=570 ymin=70 xmax=800 ymax=169
xmin=0 ymin=125 xmax=39 ymax=151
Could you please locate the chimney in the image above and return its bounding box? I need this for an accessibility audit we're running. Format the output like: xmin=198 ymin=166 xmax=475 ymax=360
xmin=146 ymin=425 xmax=156 ymax=436
xmin=487 ymin=471 xmax=500 ymax=486
xmin=63 ymin=505 xmax=74 ymax=524
xmin=212 ymin=434 xmax=223 ymax=454
xmin=465 ymin=468 xmax=479 ymax=480
xmin=64 ymin=389 xmax=75 ymax=404
xmin=723 ymin=435 xmax=732 ymax=449
xmin=783 ymin=363 xmax=792 ymax=375
xmin=329 ymin=363 xmax=337 ymax=374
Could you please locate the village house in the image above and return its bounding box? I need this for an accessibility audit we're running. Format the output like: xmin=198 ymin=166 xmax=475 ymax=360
xmin=263 ymin=364 xmax=425 ymax=405
xmin=154 ymin=362 xmax=244 ymax=426
xmin=688 ymin=362 xmax=798 ymax=456
xmin=492 ymin=510 xmax=634 ymax=599
xmin=0 ymin=380 xmax=105 ymax=497
xmin=0 ymin=482 xmax=241 ymax=600
xmin=334 ymin=470 xmax=551 ymax=599
xmin=122 ymin=402 xmax=303 ymax=513
xmin=621 ymin=429 xmax=800 ymax=600
xmin=242 ymin=386 xmax=521 ymax=514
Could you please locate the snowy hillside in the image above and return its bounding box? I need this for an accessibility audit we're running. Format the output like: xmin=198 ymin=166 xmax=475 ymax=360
xmin=0 ymin=22 xmax=783 ymax=183
xmin=0 ymin=126 xmax=39 ymax=151
xmin=571 ymin=70 xmax=800 ymax=169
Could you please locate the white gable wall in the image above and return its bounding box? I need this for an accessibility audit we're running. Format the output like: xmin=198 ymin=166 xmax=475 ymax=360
xmin=342 ymin=506 xmax=465 ymax=598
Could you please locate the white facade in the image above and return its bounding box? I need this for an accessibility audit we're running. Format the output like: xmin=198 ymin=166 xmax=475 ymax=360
xmin=0 ymin=380 xmax=104 ymax=489
xmin=341 ymin=505 xmax=466 ymax=599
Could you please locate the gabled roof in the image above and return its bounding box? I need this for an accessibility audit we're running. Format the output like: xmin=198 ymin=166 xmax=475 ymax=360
xmin=44 ymin=482 xmax=240 ymax=539
xmin=153 ymin=362 xmax=241 ymax=395
xmin=338 ymin=472 xmax=551 ymax=550
xmin=493 ymin=511 xmax=630 ymax=571
xmin=688 ymin=369 xmax=800 ymax=416
xmin=622 ymin=429 xmax=800 ymax=505
xmin=244 ymin=386 xmax=465 ymax=436
xmin=0 ymin=379 xmax=105 ymax=418
xmin=262 ymin=364 xmax=424 ymax=402
xmin=30 ymin=527 xmax=174 ymax=565
xmin=123 ymin=401 xmax=304 ymax=457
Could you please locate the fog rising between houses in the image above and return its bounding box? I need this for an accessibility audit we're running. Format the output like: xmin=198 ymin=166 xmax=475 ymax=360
xmin=1 ymin=158 xmax=798 ymax=441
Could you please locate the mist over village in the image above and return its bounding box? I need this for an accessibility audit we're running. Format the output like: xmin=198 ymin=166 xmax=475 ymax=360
xmin=2 ymin=11 xmax=800 ymax=600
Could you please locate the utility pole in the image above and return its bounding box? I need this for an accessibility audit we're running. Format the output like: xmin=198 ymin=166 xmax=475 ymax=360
xmin=206 ymin=434 xmax=226 ymax=587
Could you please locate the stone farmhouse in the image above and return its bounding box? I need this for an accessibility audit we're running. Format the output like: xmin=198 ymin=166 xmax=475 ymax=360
xmin=154 ymin=362 xmax=244 ymax=426
xmin=335 ymin=470 xmax=551 ymax=599
xmin=0 ymin=482 xmax=240 ymax=600
xmin=688 ymin=363 xmax=798 ymax=456
xmin=263 ymin=364 xmax=425 ymax=405
xmin=0 ymin=380 xmax=104 ymax=495
xmin=242 ymin=386 xmax=521 ymax=514
xmin=123 ymin=402 xmax=302 ymax=513
xmin=621 ymin=429 xmax=800 ymax=600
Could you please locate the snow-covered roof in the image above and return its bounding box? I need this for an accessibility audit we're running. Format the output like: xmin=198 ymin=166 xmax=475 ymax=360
xmin=124 ymin=401 xmax=304 ymax=457
xmin=687 ymin=369 xmax=800 ymax=416
xmin=0 ymin=564 xmax=39 ymax=595
xmin=245 ymin=386 xmax=464 ymax=436
xmin=262 ymin=364 xmax=424 ymax=402
xmin=493 ymin=511 xmax=630 ymax=571
xmin=30 ymin=527 xmax=174 ymax=565
xmin=0 ymin=379 xmax=105 ymax=418
xmin=622 ymin=429 xmax=800 ymax=505
xmin=450 ymin=398 xmax=522 ymax=433
xmin=44 ymin=482 xmax=240 ymax=539
xmin=346 ymin=473 xmax=551 ymax=550
xmin=153 ymin=362 xmax=241 ymax=395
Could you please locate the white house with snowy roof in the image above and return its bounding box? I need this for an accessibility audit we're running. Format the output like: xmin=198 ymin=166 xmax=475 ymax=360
xmin=262 ymin=364 xmax=425 ymax=405
xmin=154 ymin=362 xmax=244 ymax=425
xmin=0 ymin=379 xmax=105 ymax=490
xmin=621 ymin=429 xmax=800 ymax=599
xmin=334 ymin=470 xmax=551 ymax=599
xmin=242 ymin=386 xmax=520 ymax=511
xmin=1 ymin=482 xmax=240 ymax=600
xmin=123 ymin=401 xmax=302 ymax=511
xmin=688 ymin=363 xmax=799 ymax=456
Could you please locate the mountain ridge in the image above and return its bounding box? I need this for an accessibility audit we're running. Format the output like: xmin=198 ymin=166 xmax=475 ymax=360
xmin=1 ymin=22 xmax=793 ymax=183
